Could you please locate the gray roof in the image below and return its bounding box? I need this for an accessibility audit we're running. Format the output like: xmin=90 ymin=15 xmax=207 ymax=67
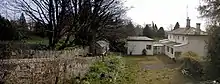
xmin=159 ymin=40 xmax=184 ymax=47
xmin=168 ymin=27 xmax=208 ymax=36
xmin=127 ymin=36 xmax=154 ymax=41
xmin=96 ymin=41 xmax=109 ymax=47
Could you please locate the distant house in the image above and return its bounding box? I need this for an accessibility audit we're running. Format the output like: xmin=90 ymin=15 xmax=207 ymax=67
xmin=159 ymin=17 xmax=208 ymax=58
xmin=127 ymin=36 xmax=154 ymax=55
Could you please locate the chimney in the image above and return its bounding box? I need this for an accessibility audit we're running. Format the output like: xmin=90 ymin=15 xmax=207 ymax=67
xmin=196 ymin=23 xmax=201 ymax=35
xmin=186 ymin=17 xmax=191 ymax=28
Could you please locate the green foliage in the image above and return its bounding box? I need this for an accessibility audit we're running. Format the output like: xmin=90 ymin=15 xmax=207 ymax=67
xmin=134 ymin=25 xmax=143 ymax=36
xmin=55 ymin=40 xmax=65 ymax=50
xmin=180 ymin=51 xmax=204 ymax=80
xmin=125 ymin=21 xmax=136 ymax=36
xmin=181 ymin=51 xmax=201 ymax=61
xmin=109 ymin=40 xmax=126 ymax=53
xmin=198 ymin=0 xmax=220 ymax=80
xmin=154 ymin=24 xmax=158 ymax=32
xmin=143 ymin=25 xmax=153 ymax=38
xmin=0 ymin=15 xmax=17 ymax=41
xmin=71 ymin=55 xmax=124 ymax=84
xmin=17 ymin=13 xmax=28 ymax=39
xmin=174 ymin=22 xmax=180 ymax=30
xmin=198 ymin=0 xmax=220 ymax=22
xmin=157 ymin=27 xmax=165 ymax=38
xmin=33 ymin=21 xmax=47 ymax=38
xmin=204 ymin=26 xmax=220 ymax=79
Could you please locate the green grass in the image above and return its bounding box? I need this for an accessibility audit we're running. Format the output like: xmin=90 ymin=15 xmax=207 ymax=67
xmin=25 ymin=36 xmax=49 ymax=45
xmin=121 ymin=55 xmax=193 ymax=84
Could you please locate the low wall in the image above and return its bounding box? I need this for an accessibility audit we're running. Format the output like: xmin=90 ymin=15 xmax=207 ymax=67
xmin=0 ymin=57 xmax=99 ymax=84
xmin=0 ymin=47 xmax=100 ymax=84
xmin=1 ymin=47 xmax=89 ymax=59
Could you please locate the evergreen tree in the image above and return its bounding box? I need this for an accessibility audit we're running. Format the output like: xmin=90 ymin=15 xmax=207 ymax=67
xmin=34 ymin=21 xmax=46 ymax=38
xmin=153 ymin=24 xmax=158 ymax=37
xmin=135 ymin=25 xmax=143 ymax=36
xmin=154 ymin=24 xmax=158 ymax=31
xmin=0 ymin=15 xmax=17 ymax=41
xmin=143 ymin=25 xmax=153 ymax=38
xmin=157 ymin=27 xmax=165 ymax=38
xmin=125 ymin=21 xmax=136 ymax=36
xmin=174 ymin=22 xmax=180 ymax=30
xmin=19 ymin=13 xmax=26 ymax=25
xmin=17 ymin=13 xmax=28 ymax=39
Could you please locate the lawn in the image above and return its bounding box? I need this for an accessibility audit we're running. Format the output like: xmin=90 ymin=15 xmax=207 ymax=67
xmin=121 ymin=55 xmax=193 ymax=84
xmin=25 ymin=36 xmax=49 ymax=45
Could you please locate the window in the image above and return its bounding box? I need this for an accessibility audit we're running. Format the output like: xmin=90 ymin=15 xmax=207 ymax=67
xmin=171 ymin=48 xmax=174 ymax=54
xmin=146 ymin=45 xmax=152 ymax=50
xmin=177 ymin=36 xmax=179 ymax=39
xmin=169 ymin=35 xmax=171 ymax=39
xmin=154 ymin=46 xmax=157 ymax=50
xmin=182 ymin=36 xmax=185 ymax=41
xmin=167 ymin=46 xmax=169 ymax=52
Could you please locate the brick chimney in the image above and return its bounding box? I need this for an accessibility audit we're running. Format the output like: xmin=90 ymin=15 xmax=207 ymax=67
xmin=195 ymin=23 xmax=201 ymax=35
xmin=186 ymin=17 xmax=191 ymax=29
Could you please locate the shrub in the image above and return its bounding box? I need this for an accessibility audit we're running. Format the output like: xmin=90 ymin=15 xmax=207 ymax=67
xmin=180 ymin=51 xmax=204 ymax=80
xmin=142 ymin=49 xmax=147 ymax=55
xmin=71 ymin=55 xmax=124 ymax=84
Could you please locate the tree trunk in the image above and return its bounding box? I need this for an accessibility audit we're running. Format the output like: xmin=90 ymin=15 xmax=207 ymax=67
xmin=89 ymin=31 xmax=96 ymax=55
xmin=58 ymin=35 xmax=71 ymax=50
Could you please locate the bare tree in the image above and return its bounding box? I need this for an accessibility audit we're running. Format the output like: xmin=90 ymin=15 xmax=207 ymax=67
xmin=5 ymin=0 xmax=127 ymax=52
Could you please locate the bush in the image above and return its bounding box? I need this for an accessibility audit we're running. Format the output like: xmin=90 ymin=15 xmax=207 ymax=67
xmin=180 ymin=51 xmax=204 ymax=80
xmin=142 ymin=49 xmax=147 ymax=56
xmin=70 ymin=55 xmax=124 ymax=84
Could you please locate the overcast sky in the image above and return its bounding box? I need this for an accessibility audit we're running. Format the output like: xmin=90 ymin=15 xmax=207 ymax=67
xmin=124 ymin=0 xmax=206 ymax=31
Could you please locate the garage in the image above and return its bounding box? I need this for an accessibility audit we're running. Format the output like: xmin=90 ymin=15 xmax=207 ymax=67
xmin=127 ymin=36 xmax=154 ymax=55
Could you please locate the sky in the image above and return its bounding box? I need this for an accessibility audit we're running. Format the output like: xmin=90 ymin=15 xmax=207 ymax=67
xmin=124 ymin=0 xmax=206 ymax=31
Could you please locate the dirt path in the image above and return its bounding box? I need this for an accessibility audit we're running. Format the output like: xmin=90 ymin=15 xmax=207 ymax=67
xmin=122 ymin=55 xmax=192 ymax=84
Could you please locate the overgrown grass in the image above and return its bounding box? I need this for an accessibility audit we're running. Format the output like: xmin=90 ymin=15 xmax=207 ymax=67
xmin=69 ymin=54 xmax=126 ymax=84
xmin=67 ymin=55 xmax=193 ymax=84
xmin=25 ymin=35 xmax=48 ymax=45
xmin=121 ymin=56 xmax=190 ymax=84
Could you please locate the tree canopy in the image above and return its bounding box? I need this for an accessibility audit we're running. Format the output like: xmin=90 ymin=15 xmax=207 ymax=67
xmin=124 ymin=21 xmax=136 ymax=36
xmin=174 ymin=22 xmax=180 ymax=30
xmin=135 ymin=25 xmax=143 ymax=36
xmin=0 ymin=15 xmax=16 ymax=41
xmin=198 ymin=0 xmax=220 ymax=79
xmin=157 ymin=27 xmax=165 ymax=38
xmin=143 ymin=25 xmax=153 ymax=38
xmin=7 ymin=0 xmax=127 ymax=52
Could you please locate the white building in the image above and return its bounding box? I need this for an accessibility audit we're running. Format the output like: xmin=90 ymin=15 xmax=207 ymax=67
xmin=159 ymin=17 xmax=208 ymax=58
xmin=127 ymin=36 xmax=154 ymax=55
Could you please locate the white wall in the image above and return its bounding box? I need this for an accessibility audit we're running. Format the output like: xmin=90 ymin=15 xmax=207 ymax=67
xmin=127 ymin=41 xmax=154 ymax=55
xmin=167 ymin=34 xmax=208 ymax=57
xmin=153 ymin=46 xmax=163 ymax=54
xmin=164 ymin=45 xmax=175 ymax=58
xmin=187 ymin=36 xmax=208 ymax=57
xmin=175 ymin=35 xmax=208 ymax=57
xmin=168 ymin=34 xmax=188 ymax=44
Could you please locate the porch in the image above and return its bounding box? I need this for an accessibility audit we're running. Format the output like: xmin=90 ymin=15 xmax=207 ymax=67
xmin=158 ymin=39 xmax=185 ymax=59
